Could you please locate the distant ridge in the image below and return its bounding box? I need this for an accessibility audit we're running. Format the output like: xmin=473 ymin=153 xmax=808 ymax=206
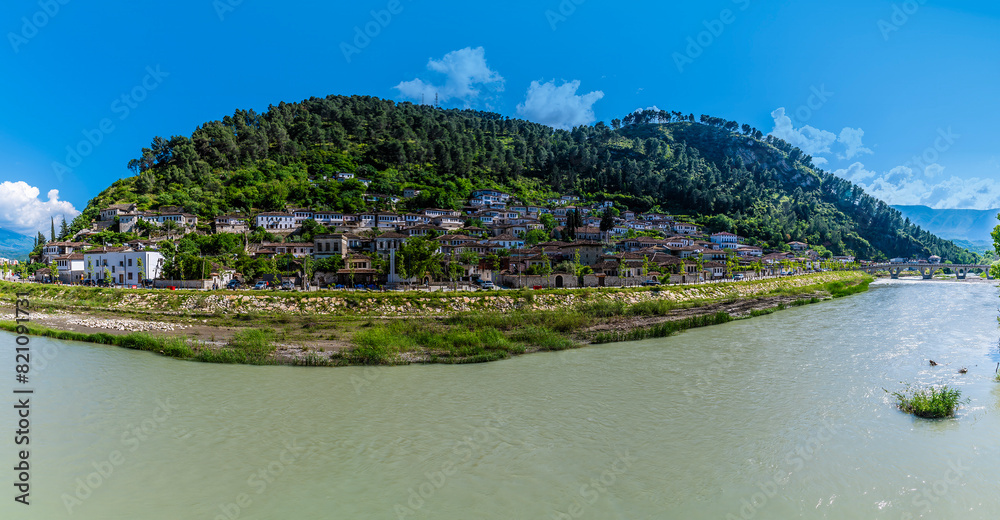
xmin=892 ymin=205 xmax=998 ymax=252
xmin=0 ymin=228 xmax=34 ymax=261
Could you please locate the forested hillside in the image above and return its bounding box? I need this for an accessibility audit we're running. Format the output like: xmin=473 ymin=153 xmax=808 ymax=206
xmin=72 ymin=95 xmax=978 ymax=263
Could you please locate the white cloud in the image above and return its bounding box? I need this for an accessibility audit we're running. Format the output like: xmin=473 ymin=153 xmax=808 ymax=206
xmin=394 ymin=47 xmax=504 ymax=107
xmin=769 ymin=108 xmax=837 ymax=157
xmin=0 ymin=181 xmax=80 ymax=236
xmin=837 ymin=127 xmax=873 ymax=160
xmin=923 ymin=163 xmax=945 ymax=178
xmin=516 ymin=80 xmax=604 ymax=130
xmin=833 ymin=163 xmax=1000 ymax=210
xmin=812 ymin=157 xmax=828 ymax=167
xmin=769 ymin=108 xmax=873 ymax=163
xmin=833 ymin=162 xmax=878 ymax=183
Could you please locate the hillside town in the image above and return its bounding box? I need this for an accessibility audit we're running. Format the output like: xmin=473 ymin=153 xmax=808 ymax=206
xmin=15 ymin=188 xmax=863 ymax=290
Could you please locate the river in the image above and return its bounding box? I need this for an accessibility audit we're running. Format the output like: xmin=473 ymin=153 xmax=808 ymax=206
xmin=2 ymin=279 xmax=999 ymax=519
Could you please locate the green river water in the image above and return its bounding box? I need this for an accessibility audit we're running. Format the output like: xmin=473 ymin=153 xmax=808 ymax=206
xmin=2 ymin=279 xmax=1000 ymax=519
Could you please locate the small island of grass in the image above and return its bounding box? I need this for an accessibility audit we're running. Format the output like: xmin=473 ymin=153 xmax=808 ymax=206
xmin=892 ymin=384 xmax=964 ymax=419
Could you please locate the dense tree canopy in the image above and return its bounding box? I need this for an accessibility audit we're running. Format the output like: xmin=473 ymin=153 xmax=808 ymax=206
xmin=71 ymin=95 xmax=977 ymax=263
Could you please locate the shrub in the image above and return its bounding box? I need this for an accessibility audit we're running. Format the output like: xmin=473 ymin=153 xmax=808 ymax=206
xmin=198 ymin=329 xmax=276 ymax=365
xmin=577 ymin=299 xmax=626 ymax=318
xmin=892 ymin=385 xmax=965 ymax=418
xmin=511 ymin=326 xmax=576 ymax=351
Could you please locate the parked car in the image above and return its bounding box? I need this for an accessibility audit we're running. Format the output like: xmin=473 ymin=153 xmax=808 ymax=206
xmin=253 ymin=281 xmax=268 ymax=290
xmin=334 ymin=284 xmax=345 ymax=289
xmin=642 ymin=280 xmax=661 ymax=286
xmin=226 ymin=279 xmax=242 ymax=290
xmin=481 ymin=282 xmax=496 ymax=290
xmin=280 ymin=281 xmax=295 ymax=291
xmin=733 ymin=274 xmax=744 ymax=281
xmin=83 ymin=279 xmax=96 ymax=287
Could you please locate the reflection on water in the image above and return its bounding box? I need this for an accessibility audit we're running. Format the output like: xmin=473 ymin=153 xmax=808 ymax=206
xmin=1 ymin=279 xmax=1000 ymax=519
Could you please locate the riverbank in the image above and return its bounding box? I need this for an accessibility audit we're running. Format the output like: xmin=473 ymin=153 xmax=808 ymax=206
xmin=0 ymin=272 xmax=872 ymax=365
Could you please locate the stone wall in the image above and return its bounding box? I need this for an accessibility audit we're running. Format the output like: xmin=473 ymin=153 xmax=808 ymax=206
xmin=29 ymin=271 xmax=868 ymax=317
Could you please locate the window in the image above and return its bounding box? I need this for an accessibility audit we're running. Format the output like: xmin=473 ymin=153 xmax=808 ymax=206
xmin=128 ymin=272 xmax=133 ymax=280
xmin=128 ymin=258 xmax=133 ymax=267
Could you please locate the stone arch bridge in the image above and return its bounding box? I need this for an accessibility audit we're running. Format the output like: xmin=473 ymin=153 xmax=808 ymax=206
xmin=857 ymin=263 xmax=993 ymax=280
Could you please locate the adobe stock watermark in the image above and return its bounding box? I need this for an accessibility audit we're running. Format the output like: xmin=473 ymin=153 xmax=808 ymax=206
xmin=900 ymin=127 xmax=959 ymax=176
xmin=350 ymin=366 xmax=380 ymax=395
xmin=211 ymin=438 xmax=318 ymax=520
xmin=393 ymin=407 xmax=512 ymax=519
xmin=61 ymin=397 xmax=181 ymax=515
xmin=726 ymin=419 xmax=840 ymax=520
xmin=214 ymin=0 xmax=244 ymax=22
xmin=52 ymin=65 xmax=169 ymax=181
xmin=7 ymin=0 xmax=71 ymax=54
xmin=683 ymin=342 xmax=749 ymax=404
xmin=788 ymin=84 xmax=834 ymax=127
xmin=898 ymin=457 xmax=970 ymax=519
xmin=340 ymin=0 xmax=412 ymax=64
xmin=673 ymin=0 xmax=752 ymax=73
xmin=550 ymin=450 xmax=638 ymax=519
xmin=878 ymin=0 xmax=928 ymax=41
xmin=546 ymin=0 xmax=585 ymax=31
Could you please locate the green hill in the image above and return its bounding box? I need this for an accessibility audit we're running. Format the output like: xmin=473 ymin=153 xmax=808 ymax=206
xmin=71 ymin=95 xmax=979 ymax=263
xmin=892 ymin=205 xmax=998 ymax=253
xmin=0 ymin=228 xmax=34 ymax=261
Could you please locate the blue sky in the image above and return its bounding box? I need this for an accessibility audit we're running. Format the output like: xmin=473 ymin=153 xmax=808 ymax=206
xmin=3 ymin=0 xmax=1000 ymax=235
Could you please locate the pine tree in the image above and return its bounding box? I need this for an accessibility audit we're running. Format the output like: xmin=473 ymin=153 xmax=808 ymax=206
xmin=50 ymin=217 xmax=56 ymax=243
xmin=59 ymin=217 xmax=70 ymax=240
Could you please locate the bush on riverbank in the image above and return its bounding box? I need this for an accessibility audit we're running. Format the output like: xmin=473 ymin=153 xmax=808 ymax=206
xmin=346 ymin=319 xmax=558 ymax=365
xmin=892 ymin=385 xmax=964 ymax=418
xmin=590 ymin=311 xmax=734 ymax=344
xmin=196 ymin=329 xmax=276 ymax=365
xmin=0 ymin=322 xmax=197 ymax=358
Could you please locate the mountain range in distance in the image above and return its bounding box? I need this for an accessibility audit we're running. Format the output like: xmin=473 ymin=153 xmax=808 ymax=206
xmin=0 ymin=228 xmax=34 ymax=261
xmin=892 ymin=205 xmax=999 ymax=254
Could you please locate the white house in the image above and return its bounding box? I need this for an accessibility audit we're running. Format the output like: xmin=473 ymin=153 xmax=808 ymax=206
xmin=672 ymin=222 xmax=698 ymax=235
xmin=83 ymin=249 xmax=165 ymax=286
xmin=54 ymin=254 xmax=86 ymax=284
xmin=255 ymin=212 xmax=296 ymax=230
xmin=710 ymin=232 xmax=740 ymax=249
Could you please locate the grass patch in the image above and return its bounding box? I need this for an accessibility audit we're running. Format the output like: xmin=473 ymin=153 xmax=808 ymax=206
xmin=591 ymin=311 xmax=733 ymax=344
xmin=293 ymin=352 xmax=333 ymax=367
xmin=0 ymin=322 xmax=197 ymax=359
xmin=825 ymin=278 xmax=871 ymax=298
xmin=196 ymin=329 xmax=276 ymax=365
xmin=892 ymin=384 xmax=965 ymax=418
xmin=510 ymin=326 xmax=576 ymax=351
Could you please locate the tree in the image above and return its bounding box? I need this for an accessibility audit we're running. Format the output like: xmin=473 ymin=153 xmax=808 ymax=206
xmin=695 ymin=252 xmax=705 ymax=282
xmin=566 ymin=210 xmax=578 ymax=241
xmin=539 ymin=214 xmax=556 ymax=232
xmin=523 ymin=229 xmax=549 ymax=247
xmin=599 ymin=207 xmax=615 ymax=243
xmin=396 ymin=235 xmax=442 ymax=283
xmin=992 ymin=215 xmax=1000 ymax=257
xmin=59 ymin=217 xmax=70 ymax=240
xmin=51 ymin=217 xmax=56 ymax=243
xmin=162 ymin=219 xmax=181 ymax=237
xmin=301 ymin=255 xmax=314 ymax=288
